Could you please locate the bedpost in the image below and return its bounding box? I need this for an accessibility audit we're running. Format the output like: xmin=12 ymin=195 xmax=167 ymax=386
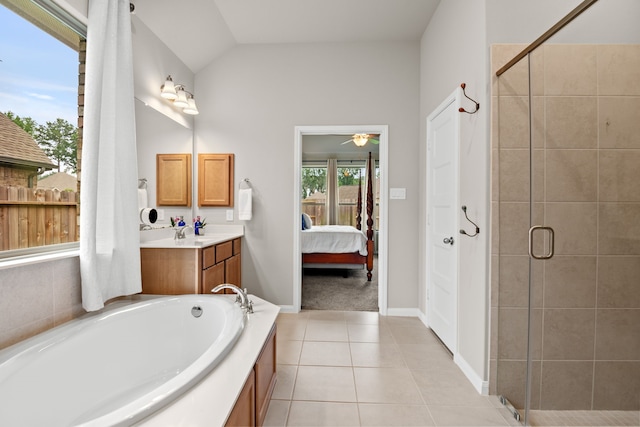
xmin=366 ymin=152 xmax=374 ymax=281
xmin=356 ymin=175 xmax=362 ymax=230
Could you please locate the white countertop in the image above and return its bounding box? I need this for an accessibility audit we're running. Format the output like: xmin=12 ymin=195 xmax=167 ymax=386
xmin=135 ymin=295 xmax=280 ymax=427
xmin=139 ymin=225 xmax=244 ymax=249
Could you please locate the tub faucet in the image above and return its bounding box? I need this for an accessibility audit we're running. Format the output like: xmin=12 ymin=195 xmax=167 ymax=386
xmin=212 ymin=284 xmax=253 ymax=314
xmin=174 ymin=224 xmax=192 ymax=240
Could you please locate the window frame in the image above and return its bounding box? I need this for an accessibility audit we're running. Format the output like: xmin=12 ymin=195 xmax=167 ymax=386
xmin=0 ymin=0 xmax=86 ymax=262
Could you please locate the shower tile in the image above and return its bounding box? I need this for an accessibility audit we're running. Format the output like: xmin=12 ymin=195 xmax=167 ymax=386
xmin=492 ymin=201 xmax=500 ymax=254
xmin=593 ymin=361 xmax=640 ymax=410
xmin=597 ymin=256 xmax=640 ymax=308
xmin=498 ymin=96 xmax=530 ymax=149
xmin=600 ymin=149 xmax=640 ymax=201
xmin=545 ymin=97 xmax=598 ymax=149
xmin=546 ymin=150 xmax=597 ymax=202
xmin=599 ymin=203 xmax=640 ymax=255
xmin=499 ymin=149 xmax=544 ymax=202
xmin=499 ymin=255 xmax=543 ymax=308
xmin=595 ymin=309 xmax=640 ymax=361
xmin=498 ymin=202 xmax=541 ymax=255
xmin=497 ymin=308 xmax=542 ymax=360
xmin=597 ymin=45 xmax=640 ymax=96
xmin=492 ymin=44 xmax=529 ymax=96
xmin=546 ymin=202 xmax=597 ymax=255
xmin=544 ymin=45 xmax=597 ymax=96
xmin=540 ymin=361 xmax=593 ymax=410
xmin=544 ymin=256 xmax=596 ymax=308
xmin=599 ymin=97 xmax=640 ymax=149
xmin=492 ymin=148 xmax=500 ymax=200
xmin=542 ymin=309 xmax=595 ymax=361
xmin=491 ymin=255 xmax=499 ymax=307
xmin=495 ymin=360 xmax=542 ymax=411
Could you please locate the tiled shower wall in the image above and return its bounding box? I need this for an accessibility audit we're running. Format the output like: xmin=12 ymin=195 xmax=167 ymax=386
xmin=491 ymin=44 xmax=640 ymax=411
xmin=0 ymin=256 xmax=84 ymax=350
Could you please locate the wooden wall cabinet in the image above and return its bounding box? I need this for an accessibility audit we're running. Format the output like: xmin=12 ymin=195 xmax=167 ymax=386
xmin=198 ymin=153 xmax=234 ymax=207
xmin=141 ymin=238 xmax=241 ymax=295
xmin=156 ymin=154 xmax=192 ymax=206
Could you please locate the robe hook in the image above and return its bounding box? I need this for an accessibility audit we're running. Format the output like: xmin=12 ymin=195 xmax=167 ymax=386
xmin=458 ymin=83 xmax=480 ymax=114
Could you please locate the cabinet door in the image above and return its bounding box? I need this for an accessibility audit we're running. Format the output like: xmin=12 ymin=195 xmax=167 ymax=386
xmin=226 ymin=369 xmax=255 ymax=427
xmin=141 ymin=248 xmax=199 ymax=294
xmin=157 ymin=154 xmax=192 ymax=206
xmin=225 ymin=254 xmax=241 ymax=288
xmin=255 ymin=324 xmax=277 ymax=427
xmin=202 ymin=263 xmax=225 ymax=294
xmin=198 ymin=153 xmax=234 ymax=206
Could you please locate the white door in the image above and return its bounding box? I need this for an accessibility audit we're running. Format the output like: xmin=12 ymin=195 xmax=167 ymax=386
xmin=426 ymin=89 xmax=460 ymax=354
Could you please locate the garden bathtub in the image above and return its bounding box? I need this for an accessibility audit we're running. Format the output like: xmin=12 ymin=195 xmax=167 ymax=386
xmin=0 ymin=295 xmax=245 ymax=427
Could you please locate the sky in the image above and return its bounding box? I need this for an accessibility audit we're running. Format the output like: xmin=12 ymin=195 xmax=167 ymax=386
xmin=0 ymin=5 xmax=78 ymax=126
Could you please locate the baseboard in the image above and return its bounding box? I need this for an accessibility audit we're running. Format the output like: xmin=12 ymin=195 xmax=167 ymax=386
xmin=454 ymin=353 xmax=489 ymax=395
xmin=385 ymin=307 xmax=422 ymax=317
xmin=278 ymin=305 xmax=298 ymax=313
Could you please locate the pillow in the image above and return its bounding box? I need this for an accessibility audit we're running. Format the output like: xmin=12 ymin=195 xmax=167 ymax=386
xmin=302 ymin=213 xmax=313 ymax=230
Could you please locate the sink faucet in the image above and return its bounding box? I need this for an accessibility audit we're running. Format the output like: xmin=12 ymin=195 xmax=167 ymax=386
xmin=174 ymin=224 xmax=192 ymax=240
xmin=212 ymin=284 xmax=253 ymax=314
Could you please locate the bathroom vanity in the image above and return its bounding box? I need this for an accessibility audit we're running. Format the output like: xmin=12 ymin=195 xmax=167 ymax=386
xmin=139 ymin=227 xmax=243 ymax=294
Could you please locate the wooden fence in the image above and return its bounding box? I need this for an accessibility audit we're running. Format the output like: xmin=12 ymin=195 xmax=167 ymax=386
xmin=0 ymin=185 xmax=79 ymax=251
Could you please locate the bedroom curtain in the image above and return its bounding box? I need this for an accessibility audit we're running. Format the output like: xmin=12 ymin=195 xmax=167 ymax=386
xmin=326 ymin=159 xmax=339 ymax=224
xmin=79 ymin=0 xmax=141 ymax=311
xmin=364 ymin=155 xmax=373 ymax=225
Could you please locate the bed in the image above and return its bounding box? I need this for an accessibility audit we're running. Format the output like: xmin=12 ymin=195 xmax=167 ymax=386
xmin=301 ymin=152 xmax=375 ymax=281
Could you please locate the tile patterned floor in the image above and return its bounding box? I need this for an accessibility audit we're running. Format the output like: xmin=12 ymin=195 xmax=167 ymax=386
xmin=263 ymin=310 xmax=520 ymax=427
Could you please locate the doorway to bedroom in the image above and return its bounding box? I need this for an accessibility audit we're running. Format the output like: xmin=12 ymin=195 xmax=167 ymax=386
xmin=293 ymin=126 xmax=388 ymax=314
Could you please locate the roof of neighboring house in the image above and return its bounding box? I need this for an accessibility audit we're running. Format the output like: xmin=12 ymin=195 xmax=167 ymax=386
xmin=37 ymin=172 xmax=77 ymax=191
xmin=0 ymin=113 xmax=56 ymax=170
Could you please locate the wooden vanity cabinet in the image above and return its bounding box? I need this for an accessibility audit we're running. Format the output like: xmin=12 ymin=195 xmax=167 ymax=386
xmin=226 ymin=324 xmax=277 ymax=427
xmin=201 ymin=238 xmax=242 ymax=294
xmin=226 ymin=369 xmax=255 ymax=427
xmin=141 ymin=237 xmax=241 ymax=295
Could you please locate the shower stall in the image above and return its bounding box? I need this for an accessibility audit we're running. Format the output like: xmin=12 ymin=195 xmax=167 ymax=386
xmin=491 ymin=1 xmax=640 ymax=425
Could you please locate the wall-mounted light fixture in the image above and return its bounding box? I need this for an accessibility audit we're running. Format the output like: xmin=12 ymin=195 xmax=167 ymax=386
xmin=160 ymin=75 xmax=199 ymax=115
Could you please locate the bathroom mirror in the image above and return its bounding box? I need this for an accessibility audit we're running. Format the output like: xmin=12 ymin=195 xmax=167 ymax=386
xmin=135 ymin=98 xmax=194 ymax=226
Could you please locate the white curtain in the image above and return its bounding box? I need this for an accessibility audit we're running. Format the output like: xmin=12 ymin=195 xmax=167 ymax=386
xmin=326 ymin=159 xmax=338 ymax=224
xmin=80 ymin=0 xmax=141 ymax=311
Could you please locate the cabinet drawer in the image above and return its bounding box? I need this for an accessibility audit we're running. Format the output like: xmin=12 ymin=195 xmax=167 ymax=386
xmin=202 ymin=246 xmax=216 ymax=269
xmin=216 ymin=240 xmax=233 ymax=263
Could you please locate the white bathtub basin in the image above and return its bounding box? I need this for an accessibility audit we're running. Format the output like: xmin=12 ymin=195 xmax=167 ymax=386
xmin=0 ymin=295 xmax=245 ymax=427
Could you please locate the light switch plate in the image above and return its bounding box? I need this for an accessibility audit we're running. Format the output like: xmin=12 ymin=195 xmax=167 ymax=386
xmin=390 ymin=188 xmax=406 ymax=200
xmin=226 ymin=210 xmax=234 ymax=221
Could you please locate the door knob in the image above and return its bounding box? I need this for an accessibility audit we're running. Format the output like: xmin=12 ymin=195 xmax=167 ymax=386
xmin=443 ymin=237 xmax=454 ymax=245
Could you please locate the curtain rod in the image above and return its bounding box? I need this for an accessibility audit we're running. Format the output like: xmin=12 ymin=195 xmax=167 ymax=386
xmin=496 ymin=0 xmax=599 ymax=77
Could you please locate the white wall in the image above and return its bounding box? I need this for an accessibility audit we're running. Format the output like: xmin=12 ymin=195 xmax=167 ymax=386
xmin=419 ymin=0 xmax=490 ymax=390
xmin=194 ymin=42 xmax=421 ymax=308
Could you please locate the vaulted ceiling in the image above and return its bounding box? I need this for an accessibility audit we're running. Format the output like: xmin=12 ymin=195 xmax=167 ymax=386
xmin=133 ymin=0 xmax=441 ymax=73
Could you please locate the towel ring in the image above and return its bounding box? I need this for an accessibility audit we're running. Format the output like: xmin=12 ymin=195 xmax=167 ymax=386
xmin=239 ymin=178 xmax=251 ymax=189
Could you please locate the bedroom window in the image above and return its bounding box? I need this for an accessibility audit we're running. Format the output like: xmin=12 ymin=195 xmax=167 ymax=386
xmin=301 ymin=160 xmax=379 ymax=229
xmin=0 ymin=0 xmax=85 ymax=258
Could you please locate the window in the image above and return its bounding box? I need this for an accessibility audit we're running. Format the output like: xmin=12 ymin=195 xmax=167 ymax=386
xmin=0 ymin=0 xmax=86 ymax=258
xmin=301 ymin=160 xmax=379 ymax=229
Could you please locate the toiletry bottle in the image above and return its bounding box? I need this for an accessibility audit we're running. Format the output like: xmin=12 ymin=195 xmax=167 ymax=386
xmin=178 ymin=216 xmax=185 ymax=227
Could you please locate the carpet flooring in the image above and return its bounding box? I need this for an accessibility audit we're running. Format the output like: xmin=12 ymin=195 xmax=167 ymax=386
xmin=301 ymin=257 xmax=378 ymax=311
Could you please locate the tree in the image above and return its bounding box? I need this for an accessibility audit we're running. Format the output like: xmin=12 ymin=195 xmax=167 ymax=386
xmin=301 ymin=167 xmax=326 ymax=199
xmin=337 ymin=167 xmax=362 ymax=186
xmin=35 ymin=118 xmax=78 ymax=173
xmin=4 ymin=112 xmax=78 ymax=173
xmin=4 ymin=111 xmax=38 ymax=137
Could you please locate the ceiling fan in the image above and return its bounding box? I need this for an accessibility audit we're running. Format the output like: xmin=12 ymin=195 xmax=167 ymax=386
xmin=340 ymin=133 xmax=380 ymax=147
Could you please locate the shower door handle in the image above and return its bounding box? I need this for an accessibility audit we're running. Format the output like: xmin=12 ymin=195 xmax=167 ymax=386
xmin=528 ymin=226 xmax=555 ymax=260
